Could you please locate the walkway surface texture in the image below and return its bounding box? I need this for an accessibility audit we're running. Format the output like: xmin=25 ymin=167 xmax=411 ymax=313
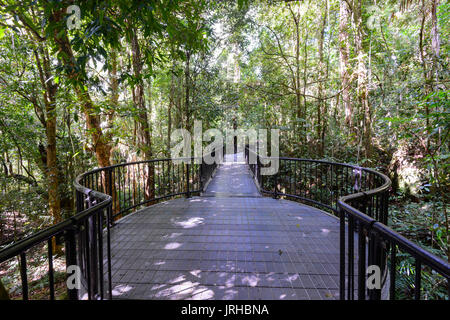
xmin=109 ymin=153 xmax=343 ymax=300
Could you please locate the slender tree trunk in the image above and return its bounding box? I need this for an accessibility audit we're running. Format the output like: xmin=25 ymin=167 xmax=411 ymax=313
xmin=302 ymin=32 xmax=308 ymax=148
xmin=419 ymin=0 xmax=431 ymax=150
xmin=339 ymin=0 xmax=352 ymax=129
xmin=109 ymin=49 xmax=119 ymax=129
xmin=172 ymin=67 xmax=183 ymax=130
xmin=34 ymin=46 xmax=61 ymax=228
xmin=429 ymin=0 xmax=445 ymax=255
xmin=168 ymin=63 xmax=175 ymax=155
xmin=51 ymin=9 xmax=111 ymax=168
xmin=293 ymin=8 xmax=302 ymax=139
xmin=185 ymin=50 xmax=191 ymax=134
xmin=184 ymin=50 xmax=192 ymax=192
xmin=430 ymin=0 xmax=442 ymax=150
xmin=317 ymin=0 xmax=328 ymax=157
xmin=431 ymin=0 xmax=441 ymax=88
xmin=131 ymin=30 xmax=152 ymax=159
xmin=43 ymin=59 xmax=60 ymax=224
xmin=130 ymin=28 xmax=155 ymax=201
xmin=108 ymin=49 xmax=120 ymax=213
xmin=354 ymin=0 xmax=371 ymax=159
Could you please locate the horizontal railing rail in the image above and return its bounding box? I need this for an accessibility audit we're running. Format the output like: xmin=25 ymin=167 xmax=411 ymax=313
xmin=244 ymin=145 xmax=449 ymax=300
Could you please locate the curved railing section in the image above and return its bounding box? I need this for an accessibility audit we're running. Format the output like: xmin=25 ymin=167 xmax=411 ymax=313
xmin=245 ymin=146 xmax=449 ymax=300
xmin=75 ymin=157 xmax=215 ymax=220
xmin=0 ymin=155 xmax=218 ymax=300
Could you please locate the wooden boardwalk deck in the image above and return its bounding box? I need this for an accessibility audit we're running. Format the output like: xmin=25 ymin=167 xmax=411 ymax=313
xmin=108 ymin=154 xmax=344 ymax=300
xmin=202 ymin=153 xmax=260 ymax=197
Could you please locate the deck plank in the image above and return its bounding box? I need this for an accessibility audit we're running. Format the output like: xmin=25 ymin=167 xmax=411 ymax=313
xmin=202 ymin=154 xmax=261 ymax=197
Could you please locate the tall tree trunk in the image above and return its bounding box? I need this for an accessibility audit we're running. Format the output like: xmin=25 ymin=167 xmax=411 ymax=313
xmin=168 ymin=63 xmax=175 ymax=155
xmin=292 ymin=7 xmax=302 ymax=139
xmin=130 ymin=29 xmax=155 ymax=201
xmin=184 ymin=50 xmax=191 ymax=192
xmin=430 ymin=0 xmax=441 ymax=88
xmin=174 ymin=71 xmax=181 ymax=129
xmin=430 ymin=0 xmax=441 ymax=150
xmin=339 ymin=0 xmax=352 ymax=129
xmin=185 ymin=50 xmax=191 ymax=134
xmin=108 ymin=49 xmax=120 ymax=213
xmin=302 ymin=32 xmax=308 ymax=148
xmin=354 ymin=0 xmax=371 ymax=159
xmin=317 ymin=0 xmax=328 ymax=157
xmin=131 ymin=30 xmax=152 ymax=160
xmin=34 ymin=46 xmax=61 ymax=227
xmin=109 ymin=49 xmax=119 ymax=130
xmin=419 ymin=0 xmax=431 ymax=150
xmin=50 ymin=9 xmax=111 ymax=168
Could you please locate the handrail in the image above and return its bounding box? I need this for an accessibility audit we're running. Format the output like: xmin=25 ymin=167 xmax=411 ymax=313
xmin=244 ymin=145 xmax=449 ymax=300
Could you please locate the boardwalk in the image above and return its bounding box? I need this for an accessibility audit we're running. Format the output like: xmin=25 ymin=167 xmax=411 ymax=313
xmin=108 ymin=154 xmax=343 ymax=300
xmin=202 ymin=153 xmax=260 ymax=197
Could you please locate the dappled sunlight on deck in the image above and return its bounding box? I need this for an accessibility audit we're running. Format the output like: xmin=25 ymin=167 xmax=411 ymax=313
xmin=106 ymin=155 xmax=345 ymax=300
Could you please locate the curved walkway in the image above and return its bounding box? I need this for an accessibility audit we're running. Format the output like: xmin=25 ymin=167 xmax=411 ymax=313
xmin=108 ymin=155 xmax=344 ymax=300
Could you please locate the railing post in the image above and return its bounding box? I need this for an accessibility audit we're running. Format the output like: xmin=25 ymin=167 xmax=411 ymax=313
xmin=65 ymin=224 xmax=78 ymax=300
xmin=186 ymin=163 xmax=191 ymax=198
xmin=200 ymin=158 xmax=204 ymax=190
xmin=339 ymin=206 xmax=346 ymax=300
xmin=257 ymin=155 xmax=261 ymax=187
xmin=273 ymin=171 xmax=279 ymax=199
xmin=357 ymin=224 xmax=366 ymax=300
xmin=106 ymin=205 xmax=113 ymax=300
xmin=107 ymin=168 xmax=114 ymax=226
xmin=76 ymin=190 xmax=83 ymax=213
xmin=88 ymin=214 xmax=99 ymax=298
xmin=245 ymin=145 xmax=248 ymax=162
xmin=382 ymin=191 xmax=389 ymax=225
xmin=19 ymin=252 xmax=28 ymax=300
xmin=368 ymin=231 xmax=382 ymax=300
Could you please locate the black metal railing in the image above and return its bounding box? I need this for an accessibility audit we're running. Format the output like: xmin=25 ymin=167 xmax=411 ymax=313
xmin=339 ymin=195 xmax=449 ymax=300
xmin=79 ymin=156 xmax=220 ymax=221
xmin=0 ymin=188 xmax=112 ymax=300
xmin=245 ymin=146 xmax=449 ymax=300
xmin=0 ymin=154 xmax=219 ymax=300
xmin=78 ymin=159 xmax=208 ymax=220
